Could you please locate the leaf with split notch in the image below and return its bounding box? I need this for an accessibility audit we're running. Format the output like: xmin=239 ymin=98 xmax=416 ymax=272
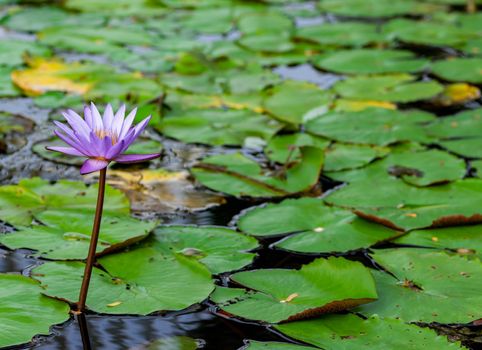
xmin=238 ymin=197 xmax=399 ymax=253
xmin=0 ymin=210 xmax=157 ymax=260
xmin=0 ymin=274 xmax=70 ymax=348
xmin=356 ymin=248 xmax=482 ymax=323
xmin=211 ymin=257 xmax=377 ymax=323
xmin=32 ymin=247 xmax=214 ymax=315
xmin=305 ymin=108 xmax=435 ymax=146
xmin=0 ymin=177 xmax=129 ymax=226
xmin=263 ymin=81 xmax=334 ymax=125
xmin=159 ymin=108 xmax=283 ymax=146
xmin=265 ymin=133 xmax=330 ymax=164
xmin=275 ymin=314 xmax=463 ymax=350
xmin=313 ymin=49 xmax=429 ymax=75
xmin=191 ymin=146 xmax=324 ymax=198
xmin=395 ymin=225 xmax=482 ymax=259
xmin=145 ymin=225 xmax=258 ymax=274
xmin=327 ymin=178 xmax=482 ymax=231
xmin=333 ymin=74 xmax=443 ymax=103
xmin=324 ymin=143 xmax=390 ymax=172
xmin=327 ymin=148 xmax=465 ymax=186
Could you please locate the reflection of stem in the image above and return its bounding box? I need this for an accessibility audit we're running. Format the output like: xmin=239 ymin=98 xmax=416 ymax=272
xmin=76 ymin=168 xmax=106 ymax=313
xmin=467 ymin=0 xmax=476 ymax=13
xmin=77 ymin=313 xmax=92 ymax=350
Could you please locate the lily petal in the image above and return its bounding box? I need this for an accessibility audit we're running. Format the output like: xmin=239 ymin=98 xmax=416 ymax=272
xmin=112 ymin=104 xmax=126 ymax=138
xmin=114 ymin=153 xmax=160 ymax=163
xmin=90 ymin=102 xmax=104 ymax=132
xmin=119 ymin=107 xmax=137 ymax=139
xmin=103 ymin=104 xmax=114 ymax=132
xmin=84 ymin=105 xmax=93 ymax=128
xmin=80 ymin=159 xmax=109 ymax=175
xmin=46 ymin=146 xmax=86 ymax=156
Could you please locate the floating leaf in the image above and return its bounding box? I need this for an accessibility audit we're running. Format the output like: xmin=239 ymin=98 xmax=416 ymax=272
xmin=243 ymin=341 xmax=314 ymax=350
xmin=145 ymin=225 xmax=258 ymax=274
xmin=263 ymin=81 xmax=333 ymax=125
xmin=318 ymin=0 xmax=446 ymax=18
xmin=433 ymin=83 xmax=481 ymax=106
xmin=238 ymin=198 xmax=399 ymax=253
xmin=32 ymin=247 xmax=214 ymax=314
xmin=314 ymin=49 xmax=429 ymax=75
xmin=264 ymin=133 xmax=330 ymax=164
xmin=326 ymin=178 xmax=482 ymax=231
xmin=0 ymin=210 xmax=157 ymax=260
xmin=356 ymin=248 xmax=482 ymax=323
xmin=395 ymin=225 xmax=482 ymax=259
xmin=276 ymin=314 xmax=462 ymax=350
xmin=159 ymin=108 xmax=282 ymax=146
xmin=0 ymin=274 xmax=69 ymax=348
xmin=432 ymin=58 xmax=482 ymax=84
xmin=324 ymin=143 xmax=390 ymax=172
xmin=211 ymin=257 xmax=377 ymax=323
xmin=297 ymin=22 xmax=383 ymax=47
xmin=191 ymin=147 xmax=324 ymax=198
xmin=0 ymin=40 xmax=51 ymax=67
xmin=328 ymin=148 xmax=466 ymax=187
xmin=333 ymin=74 xmax=444 ymax=103
xmin=0 ymin=178 xmax=129 ymax=226
xmin=306 ymin=108 xmax=435 ymax=146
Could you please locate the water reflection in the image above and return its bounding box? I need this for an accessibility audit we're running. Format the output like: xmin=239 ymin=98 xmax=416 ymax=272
xmin=32 ymin=308 xmax=281 ymax=350
xmin=0 ymin=247 xmax=38 ymax=273
xmin=273 ymin=64 xmax=341 ymax=89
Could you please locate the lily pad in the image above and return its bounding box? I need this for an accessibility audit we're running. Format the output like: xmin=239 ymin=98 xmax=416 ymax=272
xmin=264 ymin=133 xmax=330 ymax=164
xmin=425 ymin=108 xmax=482 ymax=139
xmin=296 ymin=22 xmax=384 ymax=47
xmin=324 ymin=143 xmax=390 ymax=172
xmin=432 ymin=58 xmax=482 ymax=84
xmin=0 ymin=274 xmax=70 ymax=348
xmin=242 ymin=341 xmax=315 ymax=350
xmin=263 ymin=80 xmax=334 ymax=125
xmin=237 ymin=198 xmax=399 ymax=253
xmin=0 ymin=40 xmax=51 ymax=67
xmin=326 ymin=178 xmax=482 ymax=231
xmin=356 ymin=248 xmax=482 ymax=323
xmin=333 ymin=74 xmax=444 ymax=103
xmin=395 ymin=225 xmax=482 ymax=259
xmin=305 ymin=108 xmax=435 ymax=146
xmin=146 ymin=225 xmax=258 ymax=274
xmin=327 ymin=148 xmax=466 ymax=187
xmin=32 ymin=247 xmax=214 ymax=314
xmin=159 ymin=108 xmax=282 ymax=146
xmin=237 ymin=12 xmax=293 ymax=36
xmin=0 ymin=210 xmax=157 ymax=260
xmin=0 ymin=178 xmax=129 ymax=226
xmin=238 ymin=34 xmax=295 ymax=54
xmin=211 ymin=257 xmax=377 ymax=323
xmin=276 ymin=314 xmax=462 ymax=350
xmin=314 ymin=49 xmax=429 ymax=75
xmin=318 ymin=0 xmax=446 ymax=18
xmin=191 ymin=147 xmax=324 ymax=198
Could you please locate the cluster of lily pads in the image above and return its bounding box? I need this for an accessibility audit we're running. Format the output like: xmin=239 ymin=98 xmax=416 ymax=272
xmin=1 ymin=0 xmax=482 ymax=349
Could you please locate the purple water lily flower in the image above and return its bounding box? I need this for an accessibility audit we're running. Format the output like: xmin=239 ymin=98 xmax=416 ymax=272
xmin=47 ymin=103 xmax=160 ymax=174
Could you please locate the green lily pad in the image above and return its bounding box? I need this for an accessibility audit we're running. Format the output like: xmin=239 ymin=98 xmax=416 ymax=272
xmin=264 ymin=133 xmax=330 ymax=164
xmin=64 ymin=0 xmax=167 ymax=17
xmin=191 ymin=146 xmax=324 ymax=198
xmin=333 ymin=74 xmax=444 ymax=103
xmin=145 ymin=225 xmax=258 ymax=274
xmin=356 ymin=248 xmax=482 ymax=323
xmin=263 ymin=81 xmax=334 ymax=125
xmin=242 ymin=341 xmax=315 ymax=350
xmin=305 ymin=108 xmax=435 ymax=146
xmin=432 ymin=58 xmax=482 ymax=84
xmin=237 ymin=12 xmax=293 ymax=36
xmin=0 ymin=274 xmax=70 ymax=348
xmin=0 ymin=40 xmax=51 ymax=67
xmin=314 ymin=49 xmax=429 ymax=75
xmin=1 ymin=6 xmax=105 ymax=32
xmin=425 ymin=108 xmax=482 ymax=139
xmin=237 ymin=197 xmax=399 ymax=253
xmin=211 ymin=257 xmax=377 ymax=323
xmin=141 ymin=336 xmax=200 ymax=350
xmin=324 ymin=143 xmax=390 ymax=172
xmin=159 ymin=108 xmax=282 ymax=146
xmin=0 ymin=178 xmax=129 ymax=226
xmin=0 ymin=67 xmax=21 ymax=97
xmin=0 ymin=210 xmax=157 ymax=260
xmin=297 ymin=22 xmax=384 ymax=47
xmin=327 ymin=148 xmax=466 ymax=187
xmin=326 ymin=178 xmax=482 ymax=231
xmin=395 ymin=225 xmax=482 ymax=259
xmin=238 ymin=34 xmax=295 ymax=54
xmin=32 ymin=247 xmax=214 ymax=314
xmin=318 ymin=0 xmax=446 ymax=18
xmin=383 ymin=19 xmax=476 ymax=47
xmin=275 ymin=314 xmax=462 ymax=350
